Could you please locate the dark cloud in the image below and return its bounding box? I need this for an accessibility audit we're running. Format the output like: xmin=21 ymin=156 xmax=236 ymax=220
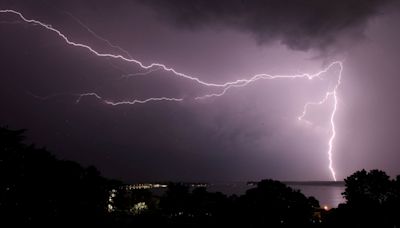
xmin=141 ymin=0 xmax=391 ymax=51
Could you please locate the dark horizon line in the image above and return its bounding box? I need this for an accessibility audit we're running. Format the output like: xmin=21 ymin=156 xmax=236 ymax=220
xmin=123 ymin=180 xmax=345 ymax=186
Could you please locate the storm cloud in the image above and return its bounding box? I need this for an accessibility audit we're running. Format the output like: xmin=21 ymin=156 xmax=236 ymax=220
xmin=142 ymin=0 xmax=391 ymax=51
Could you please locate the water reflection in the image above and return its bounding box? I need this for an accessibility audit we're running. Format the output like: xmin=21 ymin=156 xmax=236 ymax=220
xmin=288 ymin=185 xmax=345 ymax=208
xmin=206 ymin=182 xmax=346 ymax=208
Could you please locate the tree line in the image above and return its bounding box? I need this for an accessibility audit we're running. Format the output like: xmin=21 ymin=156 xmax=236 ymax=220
xmin=1 ymin=126 xmax=400 ymax=227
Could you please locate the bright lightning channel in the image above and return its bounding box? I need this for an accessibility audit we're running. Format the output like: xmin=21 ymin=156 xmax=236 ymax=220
xmin=76 ymin=93 xmax=183 ymax=105
xmin=0 ymin=9 xmax=341 ymax=181
xmin=0 ymin=9 xmax=248 ymax=88
xmin=298 ymin=62 xmax=343 ymax=182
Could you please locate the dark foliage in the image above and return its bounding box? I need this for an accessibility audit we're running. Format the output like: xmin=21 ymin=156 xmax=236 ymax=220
xmin=2 ymin=125 xmax=400 ymax=227
xmin=322 ymin=169 xmax=400 ymax=227
xmin=237 ymin=179 xmax=319 ymax=226
xmin=0 ymin=126 xmax=119 ymax=226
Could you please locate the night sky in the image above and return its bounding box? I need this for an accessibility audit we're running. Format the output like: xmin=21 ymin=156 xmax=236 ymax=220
xmin=1 ymin=0 xmax=400 ymax=182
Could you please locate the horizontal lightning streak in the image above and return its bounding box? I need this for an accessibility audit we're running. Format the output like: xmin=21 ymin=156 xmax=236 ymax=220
xmin=76 ymin=92 xmax=183 ymax=105
xmin=75 ymin=92 xmax=102 ymax=103
xmin=195 ymin=62 xmax=338 ymax=100
xmin=105 ymin=97 xmax=184 ymax=105
xmin=0 ymin=9 xmax=250 ymax=88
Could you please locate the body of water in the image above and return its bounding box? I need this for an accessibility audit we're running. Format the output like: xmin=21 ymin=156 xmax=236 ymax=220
xmin=206 ymin=182 xmax=345 ymax=208
xmin=289 ymin=184 xmax=345 ymax=208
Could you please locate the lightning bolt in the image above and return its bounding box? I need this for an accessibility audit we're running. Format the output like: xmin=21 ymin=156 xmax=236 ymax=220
xmin=0 ymin=9 xmax=247 ymax=88
xmin=0 ymin=9 xmax=342 ymax=181
xmin=76 ymin=92 xmax=183 ymax=105
xmin=298 ymin=62 xmax=343 ymax=182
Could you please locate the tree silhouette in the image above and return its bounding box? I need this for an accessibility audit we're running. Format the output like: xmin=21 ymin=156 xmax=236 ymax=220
xmin=325 ymin=169 xmax=400 ymax=227
xmin=159 ymin=182 xmax=190 ymax=217
xmin=0 ymin=126 xmax=115 ymax=226
xmin=237 ymin=179 xmax=319 ymax=227
xmin=343 ymin=169 xmax=391 ymax=206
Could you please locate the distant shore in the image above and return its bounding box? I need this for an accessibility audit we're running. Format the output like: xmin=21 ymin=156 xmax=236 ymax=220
xmin=283 ymin=181 xmax=345 ymax=186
